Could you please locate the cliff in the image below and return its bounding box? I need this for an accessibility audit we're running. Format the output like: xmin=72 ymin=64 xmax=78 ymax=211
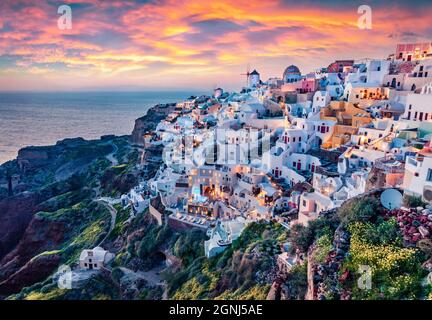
xmin=0 ymin=136 xmax=135 ymax=298
xmin=131 ymin=103 xmax=176 ymax=145
xmin=0 ymin=193 xmax=37 ymax=260
xmin=0 ymin=215 xmax=65 ymax=297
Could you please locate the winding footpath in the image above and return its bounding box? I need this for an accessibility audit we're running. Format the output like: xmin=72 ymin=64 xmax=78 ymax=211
xmin=96 ymin=199 xmax=117 ymax=246
xmin=105 ymin=141 xmax=119 ymax=166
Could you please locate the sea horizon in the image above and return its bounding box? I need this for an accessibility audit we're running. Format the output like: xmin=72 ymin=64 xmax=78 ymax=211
xmin=0 ymin=90 xmax=207 ymax=165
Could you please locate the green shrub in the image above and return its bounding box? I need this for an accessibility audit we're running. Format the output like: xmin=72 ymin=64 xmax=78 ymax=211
xmin=403 ymin=195 xmax=427 ymax=208
xmin=338 ymin=197 xmax=380 ymax=226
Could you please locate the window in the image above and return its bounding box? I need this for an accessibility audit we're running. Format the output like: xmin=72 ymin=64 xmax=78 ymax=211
xmin=427 ymin=169 xmax=432 ymax=182
xmin=303 ymin=200 xmax=306 ymax=207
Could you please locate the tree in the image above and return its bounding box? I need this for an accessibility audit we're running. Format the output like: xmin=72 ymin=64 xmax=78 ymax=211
xmin=289 ymin=224 xmax=314 ymax=253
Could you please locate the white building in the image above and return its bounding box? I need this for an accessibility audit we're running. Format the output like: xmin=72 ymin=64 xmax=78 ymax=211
xmin=214 ymin=87 xmax=224 ymax=99
xmin=344 ymin=83 xmax=391 ymax=106
xmin=403 ymin=152 xmax=432 ymax=201
xmin=204 ymin=218 xmax=247 ymax=258
xmin=249 ymin=70 xmax=260 ymax=87
xmin=297 ymin=191 xmax=333 ymax=226
xmin=312 ymin=91 xmax=331 ymax=114
xmin=365 ymin=59 xmax=391 ymax=85
xmin=79 ymin=247 xmax=114 ymax=270
xmin=402 ymin=82 xmax=432 ymax=123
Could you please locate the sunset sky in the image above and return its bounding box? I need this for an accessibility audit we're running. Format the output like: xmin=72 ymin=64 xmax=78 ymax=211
xmin=0 ymin=0 xmax=431 ymax=92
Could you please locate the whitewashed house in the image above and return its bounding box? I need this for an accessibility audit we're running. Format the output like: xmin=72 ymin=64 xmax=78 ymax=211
xmin=79 ymin=247 xmax=114 ymax=270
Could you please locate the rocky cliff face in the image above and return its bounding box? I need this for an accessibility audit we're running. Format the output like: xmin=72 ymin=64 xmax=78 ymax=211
xmin=0 ymin=136 xmax=122 ymax=298
xmin=131 ymin=103 xmax=177 ymax=145
xmin=0 ymin=193 xmax=37 ymax=260
xmin=0 ymin=253 xmax=61 ymax=298
xmin=0 ymin=215 xmax=66 ymax=296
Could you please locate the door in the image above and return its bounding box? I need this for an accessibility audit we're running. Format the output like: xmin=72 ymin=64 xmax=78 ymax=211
xmin=297 ymin=162 xmax=301 ymax=170
xmin=89 ymin=264 xmax=93 ymax=270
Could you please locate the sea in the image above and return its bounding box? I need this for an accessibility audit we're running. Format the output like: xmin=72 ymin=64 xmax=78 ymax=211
xmin=0 ymin=91 xmax=205 ymax=165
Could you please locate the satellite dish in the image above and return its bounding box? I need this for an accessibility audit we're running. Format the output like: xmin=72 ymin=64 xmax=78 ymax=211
xmin=380 ymin=189 xmax=403 ymax=210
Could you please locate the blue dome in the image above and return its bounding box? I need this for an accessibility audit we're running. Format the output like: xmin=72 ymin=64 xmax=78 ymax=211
xmin=283 ymin=65 xmax=301 ymax=77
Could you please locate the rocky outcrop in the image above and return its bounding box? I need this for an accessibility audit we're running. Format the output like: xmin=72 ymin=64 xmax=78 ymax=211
xmin=308 ymin=227 xmax=351 ymax=300
xmin=131 ymin=103 xmax=177 ymax=145
xmin=0 ymin=253 xmax=61 ymax=297
xmin=0 ymin=193 xmax=38 ymax=260
xmin=17 ymin=145 xmax=60 ymax=172
xmin=305 ymin=245 xmax=317 ymax=300
xmin=0 ymin=215 xmax=66 ymax=296
xmin=0 ymin=183 xmax=74 ymax=261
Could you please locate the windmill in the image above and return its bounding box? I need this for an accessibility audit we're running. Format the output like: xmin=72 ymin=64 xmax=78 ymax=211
xmin=240 ymin=64 xmax=251 ymax=87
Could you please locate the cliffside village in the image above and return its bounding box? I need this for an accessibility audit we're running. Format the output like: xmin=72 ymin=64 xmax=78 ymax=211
xmin=119 ymin=42 xmax=432 ymax=264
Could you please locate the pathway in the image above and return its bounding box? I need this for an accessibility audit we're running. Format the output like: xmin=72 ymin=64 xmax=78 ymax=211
xmin=105 ymin=141 xmax=119 ymax=166
xmin=119 ymin=265 xmax=165 ymax=287
xmin=96 ymin=199 xmax=117 ymax=246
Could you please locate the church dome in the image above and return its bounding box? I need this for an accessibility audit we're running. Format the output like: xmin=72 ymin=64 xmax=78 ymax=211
xmin=283 ymin=65 xmax=301 ymax=77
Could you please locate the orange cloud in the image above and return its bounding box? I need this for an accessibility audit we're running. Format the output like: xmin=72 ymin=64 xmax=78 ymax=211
xmin=0 ymin=0 xmax=431 ymax=91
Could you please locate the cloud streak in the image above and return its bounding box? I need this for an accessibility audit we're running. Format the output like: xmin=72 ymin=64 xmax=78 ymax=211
xmin=0 ymin=0 xmax=431 ymax=91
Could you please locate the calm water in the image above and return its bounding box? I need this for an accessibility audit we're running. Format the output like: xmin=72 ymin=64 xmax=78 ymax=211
xmin=0 ymin=91 xmax=204 ymax=164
